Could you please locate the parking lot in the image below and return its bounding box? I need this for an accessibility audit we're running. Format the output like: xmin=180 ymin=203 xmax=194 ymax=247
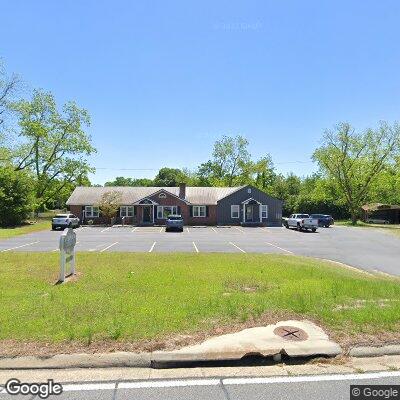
xmin=1 ymin=225 xmax=400 ymax=275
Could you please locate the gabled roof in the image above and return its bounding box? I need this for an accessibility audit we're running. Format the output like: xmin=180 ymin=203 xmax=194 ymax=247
xmin=66 ymin=186 xmax=245 ymax=206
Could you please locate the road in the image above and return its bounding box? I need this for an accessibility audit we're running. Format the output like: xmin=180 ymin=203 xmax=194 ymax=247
xmin=1 ymin=371 xmax=399 ymax=399
xmin=1 ymin=225 xmax=400 ymax=275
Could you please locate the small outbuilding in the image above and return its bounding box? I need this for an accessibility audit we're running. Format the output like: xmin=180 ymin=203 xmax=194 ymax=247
xmin=361 ymin=203 xmax=400 ymax=224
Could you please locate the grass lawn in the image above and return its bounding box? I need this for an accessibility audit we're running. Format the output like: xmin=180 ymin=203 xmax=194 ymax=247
xmin=336 ymin=220 xmax=400 ymax=237
xmin=1 ymin=252 xmax=399 ymax=352
xmin=0 ymin=220 xmax=51 ymax=240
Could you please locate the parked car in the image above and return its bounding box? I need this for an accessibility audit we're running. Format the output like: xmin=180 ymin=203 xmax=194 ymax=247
xmin=366 ymin=218 xmax=390 ymax=224
xmin=52 ymin=214 xmax=80 ymax=230
xmin=286 ymin=214 xmax=318 ymax=232
xmin=310 ymin=214 xmax=334 ymax=227
xmin=165 ymin=214 xmax=184 ymax=232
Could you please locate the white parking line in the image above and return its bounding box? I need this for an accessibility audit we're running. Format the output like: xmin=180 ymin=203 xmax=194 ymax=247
xmin=149 ymin=241 xmax=156 ymax=252
xmin=131 ymin=227 xmax=138 ymax=232
xmin=265 ymin=242 xmax=293 ymax=254
xmin=192 ymin=241 xmax=199 ymax=253
xmin=100 ymin=242 xmax=118 ymax=252
xmin=89 ymin=243 xmax=108 ymax=252
xmin=211 ymin=227 xmax=217 ymax=233
xmin=1 ymin=241 xmax=39 ymax=252
xmin=186 ymin=227 xmax=190 ymax=233
xmin=101 ymin=227 xmax=111 ymax=233
xmin=234 ymin=226 xmax=245 ymax=233
xmin=159 ymin=227 xmax=163 ymax=233
xmin=229 ymin=242 xmax=246 ymax=253
xmin=52 ymin=241 xmax=80 ymax=252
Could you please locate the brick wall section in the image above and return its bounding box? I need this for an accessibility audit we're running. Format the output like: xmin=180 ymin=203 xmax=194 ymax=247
xmin=186 ymin=205 xmax=217 ymax=225
xmin=69 ymin=205 xmax=83 ymax=219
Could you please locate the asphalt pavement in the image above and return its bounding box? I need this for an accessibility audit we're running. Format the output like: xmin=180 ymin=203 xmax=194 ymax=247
xmin=1 ymin=372 xmax=399 ymax=400
xmin=0 ymin=225 xmax=399 ymax=275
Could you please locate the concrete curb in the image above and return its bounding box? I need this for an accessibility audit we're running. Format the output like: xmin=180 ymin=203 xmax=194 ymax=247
xmin=0 ymin=352 xmax=151 ymax=370
xmin=348 ymin=345 xmax=400 ymax=358
xmin=2 ymin=345 xmax=400 ymax=370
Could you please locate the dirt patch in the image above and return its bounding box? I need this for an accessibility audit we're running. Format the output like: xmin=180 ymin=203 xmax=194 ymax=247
xmin=0 ymin=310 xmax=399 ymax=357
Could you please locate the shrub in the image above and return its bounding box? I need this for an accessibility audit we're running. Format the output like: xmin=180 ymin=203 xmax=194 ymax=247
xmin=0 ymin=167 xmax=35 ymax=226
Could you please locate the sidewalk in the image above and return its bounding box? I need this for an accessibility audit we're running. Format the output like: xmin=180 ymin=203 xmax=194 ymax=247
xmin=1 ymin=355 xmax=399 ymax=385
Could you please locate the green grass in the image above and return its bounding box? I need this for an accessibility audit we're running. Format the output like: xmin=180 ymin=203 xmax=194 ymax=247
xmin=0 ymin=220 xmax=51 ymax=240
xmin=1 ymin=253 xmax=399 ymax=344
xmin=336 ymin=220 xmax=400 ymax=237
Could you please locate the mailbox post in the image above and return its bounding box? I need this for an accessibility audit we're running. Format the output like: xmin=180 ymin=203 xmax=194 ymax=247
xmin=59 ymin=227 xmax=76 ymax=282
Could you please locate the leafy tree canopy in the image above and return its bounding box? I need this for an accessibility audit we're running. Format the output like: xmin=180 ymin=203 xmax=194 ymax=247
xmin=313 ymin=122 xmax=400 ymax=223
xmin=9 ymin=89 xmax=96 ymax=210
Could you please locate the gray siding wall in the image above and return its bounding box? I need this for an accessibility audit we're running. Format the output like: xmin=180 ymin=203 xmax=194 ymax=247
xmin=217 ymin=185 xmax=283 ymax=226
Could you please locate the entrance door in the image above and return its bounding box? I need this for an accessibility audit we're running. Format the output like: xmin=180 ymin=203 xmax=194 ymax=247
xmin=143 ymin=206 xmax=151 ymax=223
xmin=246 ymin=205 xmax=253 ymax=222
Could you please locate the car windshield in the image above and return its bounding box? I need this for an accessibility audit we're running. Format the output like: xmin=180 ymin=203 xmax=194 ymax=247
xmin=310 ymin=214 xmax=324 ymax=218
xmin=168 ymin=216 xmax=182 ymax=220
xmin=298 ymin=214 xmax=309 ymax=218
xmin=55 ymin=214 xmax=68 ymax=218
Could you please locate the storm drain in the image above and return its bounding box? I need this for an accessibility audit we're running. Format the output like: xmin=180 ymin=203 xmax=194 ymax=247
xmin=273 ymin=326 xmax=308 ymax=341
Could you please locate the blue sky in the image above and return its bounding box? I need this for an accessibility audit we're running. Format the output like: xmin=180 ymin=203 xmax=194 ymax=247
xmin=1 ymin=0 xmax=400 ymax=184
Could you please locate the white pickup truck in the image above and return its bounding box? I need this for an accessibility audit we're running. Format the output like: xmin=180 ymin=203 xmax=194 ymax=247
xmin=285 ymin=214 xmax=318 ymax=232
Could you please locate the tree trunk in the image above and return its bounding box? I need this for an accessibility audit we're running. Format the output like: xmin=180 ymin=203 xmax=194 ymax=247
xmin=350 ymin=211 xmax=358 ymax=225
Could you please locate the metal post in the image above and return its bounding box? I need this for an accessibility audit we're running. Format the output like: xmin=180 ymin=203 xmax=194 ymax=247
xmin=70 ymin=249 xmax=76 ymax=275
xmin=59 ymin=250 xmax=65 ymax=282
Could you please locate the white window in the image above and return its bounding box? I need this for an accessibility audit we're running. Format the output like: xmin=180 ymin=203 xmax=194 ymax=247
xmin=120 ymin=206 xmax=135 ymax=217
xmin=261 ymin=205 xmax=268 ymax=219
xmin=157 ymin=206 xmax=177 ymax=219
xmin=247 ymin=188 xmax=252 ymax=193
xmin=193 ymin=205 xmax=206 ymax=217
xmin=231 ymin=205 xmax=240 ymax=218
xmin=85 ymin=206 xmax=99 ymax=218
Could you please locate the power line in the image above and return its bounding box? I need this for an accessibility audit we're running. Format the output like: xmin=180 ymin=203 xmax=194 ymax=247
xmin=93 ymin=160 xmax=314 ymax=171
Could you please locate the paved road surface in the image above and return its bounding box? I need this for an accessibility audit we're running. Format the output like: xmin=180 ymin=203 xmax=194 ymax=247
xmin=1 ymin=225 xmax=399 ymax=275
xmin=1 ymin=371 xmax=399 ymax=399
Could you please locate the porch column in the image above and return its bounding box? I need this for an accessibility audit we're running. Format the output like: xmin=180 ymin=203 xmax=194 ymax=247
xmin=242 ymin=204 xmax=245 ymax=223
xmin=259 ymin=204 xmax=262 ymax=222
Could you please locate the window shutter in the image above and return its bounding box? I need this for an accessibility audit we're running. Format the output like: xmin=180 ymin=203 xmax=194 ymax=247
xmin=190 ymin=206 xmax=193 ymax=217
xmin=206 ymin=206 xmax=209 ymax=217
xmin=177 ymin=206 xmax=181 ymax=214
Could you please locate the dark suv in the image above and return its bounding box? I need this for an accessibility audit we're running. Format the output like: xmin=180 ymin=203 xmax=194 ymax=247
xmin=165 ymin=215 xmax=184 ymax=232
xmin=310 ymin=214 xmax=334 ymax=228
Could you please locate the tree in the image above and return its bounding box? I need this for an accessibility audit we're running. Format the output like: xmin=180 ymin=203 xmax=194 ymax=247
xmin=0 ymin=61 xmax=20 ymax=163
xmin=97 ymin=190 xmax=122 ymax=225
xmin=153 ymin=167 xmax=188 ymax=186
xmin=0 ymin=61 xmax=20 ymax=131
xmin=198 ymin=135 xmax=251 ymax=186
xmin=105 ymin=176 xmax=154 ymax=187
xmin=10 ymin=90 xmax=96 ymax=210
xmin=313 ymin=122 xmax=400 ymax=224
xmin=0 ymin=166 xmax=35 ymax=226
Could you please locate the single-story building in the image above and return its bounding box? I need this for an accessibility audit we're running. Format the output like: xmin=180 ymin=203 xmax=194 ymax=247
xmin=66 ymin=184 xmax=283 ymax=226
